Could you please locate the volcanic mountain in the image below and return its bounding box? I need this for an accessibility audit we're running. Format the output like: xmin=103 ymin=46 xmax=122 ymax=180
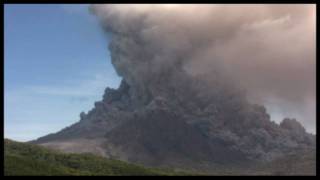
xmin=33 ymin=4 xmax=315 ymax=171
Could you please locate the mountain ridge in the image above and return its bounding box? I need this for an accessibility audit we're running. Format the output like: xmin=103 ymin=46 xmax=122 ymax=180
xmin=32 ymin=79 xmax=316 ymax=171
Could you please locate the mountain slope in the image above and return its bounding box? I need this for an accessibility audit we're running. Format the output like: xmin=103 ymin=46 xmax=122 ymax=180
xmin=4 ymin=139 xmax=185 ymax=176
xmin=5 ymin=139 xmax=315 ymax=175
xmin=33 ymin=79 xmax=315 ymax=169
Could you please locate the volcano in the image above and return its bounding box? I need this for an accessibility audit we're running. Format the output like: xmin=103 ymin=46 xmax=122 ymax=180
xmin=33 ymin=4 xmax=315 ymax=172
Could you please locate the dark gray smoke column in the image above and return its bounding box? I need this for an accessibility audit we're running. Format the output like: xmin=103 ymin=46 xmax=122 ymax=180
xmin=34 ymin=5 xmax=316 ymax=170
xmin=91 ymin=4 xmax=316 ymax=133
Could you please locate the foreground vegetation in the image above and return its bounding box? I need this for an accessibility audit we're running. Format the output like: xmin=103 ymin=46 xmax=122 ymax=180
xmin=4 ymin=139 xmax=315 ymax=176
xmin=4 ymin=139 xmax=185 ymax=176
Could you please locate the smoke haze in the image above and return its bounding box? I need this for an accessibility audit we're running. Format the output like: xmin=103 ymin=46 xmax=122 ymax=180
xmin=91 ymin=4 xmax=316 ymax=133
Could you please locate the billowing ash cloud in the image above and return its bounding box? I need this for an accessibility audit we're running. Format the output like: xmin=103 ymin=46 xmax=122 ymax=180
xmin=90 ymin=4 xmax=316 ymax=133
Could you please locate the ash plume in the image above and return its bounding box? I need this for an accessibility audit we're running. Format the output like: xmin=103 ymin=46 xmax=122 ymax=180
xmin=33 ymin=5 xmax=316 ymax=172
xmin=91 ymin=4 xmax=316 ymax=132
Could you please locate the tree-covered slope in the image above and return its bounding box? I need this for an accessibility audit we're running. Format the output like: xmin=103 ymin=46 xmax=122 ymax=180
xmin=4 ymin=139 xmax=315 ymax=175
xmin=4 ymin=139 xmax=184 ymax=176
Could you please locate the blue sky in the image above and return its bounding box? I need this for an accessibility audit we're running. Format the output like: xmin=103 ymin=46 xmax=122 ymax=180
xmin=4 ymin=5 xmax=315 ymax=142
xmin=4 ymin=4 xmax=121 ymax=141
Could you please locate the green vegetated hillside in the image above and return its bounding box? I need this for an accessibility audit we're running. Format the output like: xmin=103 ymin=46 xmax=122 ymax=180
xmin=4 ymin=139 xmax=186 ymax=176
xmin=4 ymin=139 xmax=315 ymax=176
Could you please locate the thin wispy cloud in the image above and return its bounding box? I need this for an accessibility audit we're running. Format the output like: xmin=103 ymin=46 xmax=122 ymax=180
xmin=27 ymin=74 xmax=117 ymax=97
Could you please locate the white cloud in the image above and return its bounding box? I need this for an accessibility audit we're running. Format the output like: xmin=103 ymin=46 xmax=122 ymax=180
xmin=25 ymin=73 xmax=120 ymax=97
